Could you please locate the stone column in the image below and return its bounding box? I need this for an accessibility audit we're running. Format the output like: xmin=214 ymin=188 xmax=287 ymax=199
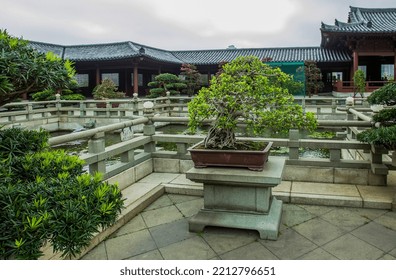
xmin=88 ymin=132 xmax=106 ymax=174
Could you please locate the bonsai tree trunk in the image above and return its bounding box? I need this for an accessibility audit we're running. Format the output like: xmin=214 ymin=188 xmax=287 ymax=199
xmin=204 ymin=127 xmax=236 ymax=149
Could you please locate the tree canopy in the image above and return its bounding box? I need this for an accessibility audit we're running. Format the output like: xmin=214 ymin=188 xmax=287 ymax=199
xmin=0 ymin=29 xmax=76 ymax=106
xmin=188 ymin=56 xmax=317 ymax=149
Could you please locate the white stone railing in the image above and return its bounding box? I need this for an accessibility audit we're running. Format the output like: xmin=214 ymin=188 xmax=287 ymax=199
xmin=0 ymin=95 xmax=371 ymax=129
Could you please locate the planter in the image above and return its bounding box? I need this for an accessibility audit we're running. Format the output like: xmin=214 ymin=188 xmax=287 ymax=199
xmin=188 ymin=141 xmax=273 ymax=171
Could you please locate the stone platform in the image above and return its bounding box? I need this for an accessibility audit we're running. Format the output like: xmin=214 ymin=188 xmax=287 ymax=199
xmin=186 ymin=157 xmax=285 ymax=240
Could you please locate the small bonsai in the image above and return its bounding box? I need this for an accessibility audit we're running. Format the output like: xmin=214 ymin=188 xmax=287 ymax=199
xmin=304 ymin=60 xmax=324 ymax=97
xmin=353 ymin=69 xmax=366 ymax=98
xmin=188 ymin=56 xmax=317 ymax=149
xmin=147 ymin=73 xmax=186 ymax=98
xmin=92 ymin=78 xmax=125 ymax=100
xmin=32 ymin=88 xmax=85 ymax=101
xmin=357 ymin=82 xmax=396 ymax=149
xmin=180 ymin=63 xmax=201 ymax=96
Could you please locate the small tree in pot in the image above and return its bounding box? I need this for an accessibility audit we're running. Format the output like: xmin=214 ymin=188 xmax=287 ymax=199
xmin=188 ymin=56 xmax=317 ymax=150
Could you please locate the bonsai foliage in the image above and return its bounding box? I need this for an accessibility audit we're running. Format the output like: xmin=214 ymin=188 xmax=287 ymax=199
xmin=188 ymin=56 xmax=317 ymax=149
xmin=357 ymin=82 xmax=396 ymax=148
xmin=32 ymin=88 xmax=85 ymax=101
xmin=353 ymin=69 xmax=366 ymax=98
xmin=0 ymin=128 xmax=124 ymax=259
xmin=147 ymin=73 xmax=186 ymax=98
xmin=92 ymin=78 xmax=125 ymax=100
xmin=304 ymin=60 xmax=324 ymax=97
xmin=180 ymin=63 xmax=201 ymax=96
xmin=0 ymin=29 xmax=76 ymax=106
xmin=366 ymin=82 xmax=396 ymax=106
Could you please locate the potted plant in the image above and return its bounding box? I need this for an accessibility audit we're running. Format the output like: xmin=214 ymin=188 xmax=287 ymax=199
xmin=187 ymin=56 xmax=317 ymax=170
xmin=353 ymin=69 xmax=366 ymax=98
xmin=92 ymin=78 xmax=125 ymax=107
xmin=357 ymin=82 xmax=396 ymax=149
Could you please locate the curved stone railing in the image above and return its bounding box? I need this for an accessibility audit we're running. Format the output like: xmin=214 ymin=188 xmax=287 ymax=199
xmin=0 ymin=95 xmax=370 ymax=129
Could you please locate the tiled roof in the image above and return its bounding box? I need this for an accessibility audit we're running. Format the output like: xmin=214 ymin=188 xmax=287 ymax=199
xmin=321 ymin=6 xmax=396 ymax=33
xmin=29 ymin=41 xmax=183 ymax=63
xmin=28 ymin=41 xmax=65 ymax=57
xmin=29 ymin=41 xmax=351 ymax=65
xmin=173 ymin=47 xmax=351 ymax=64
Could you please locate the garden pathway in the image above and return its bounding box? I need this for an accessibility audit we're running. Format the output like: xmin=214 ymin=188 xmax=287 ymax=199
xmin=81 ymin=173 xmax=396 ymax=260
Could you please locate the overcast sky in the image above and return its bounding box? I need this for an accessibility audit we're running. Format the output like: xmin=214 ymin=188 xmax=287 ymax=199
xmin=1 ymin=0 xmax=395 ymax=50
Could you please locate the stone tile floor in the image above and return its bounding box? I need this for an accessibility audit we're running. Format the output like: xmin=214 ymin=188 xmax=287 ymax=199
xmin=82 ymin=193 xmax=396 ymax=260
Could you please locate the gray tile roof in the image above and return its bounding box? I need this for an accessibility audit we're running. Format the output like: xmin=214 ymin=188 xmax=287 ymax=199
xmin=28 ymin=41 xmax=65 ymax=57
xmin=29 ymin=42 xmax=351 ymax=65
xmin=321 ymin=6 xmax=396 ymax=33
xmin=173 ymin=47 xmax=351 ymax=64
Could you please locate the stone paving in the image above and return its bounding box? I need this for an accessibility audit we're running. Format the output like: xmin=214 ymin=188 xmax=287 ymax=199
xmin=82 ymin=188 xmax=396 ymax=260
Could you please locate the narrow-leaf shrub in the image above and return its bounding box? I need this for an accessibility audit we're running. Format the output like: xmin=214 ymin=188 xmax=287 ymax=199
xmin=0 ymin=128 xmax=124 ymax=259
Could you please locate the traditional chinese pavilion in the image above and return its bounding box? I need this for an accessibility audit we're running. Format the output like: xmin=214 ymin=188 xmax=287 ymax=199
xmin=29 ymin=6 xmax=396 ymax=97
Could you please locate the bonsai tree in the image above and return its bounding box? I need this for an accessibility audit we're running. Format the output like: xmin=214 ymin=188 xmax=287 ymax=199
xmin=147 ymin=73 xmax=186 ymax=98
xmin=92 ymin=78 xmax=125 ymax=100
xmin=0 ymin=29 xmax=76 ymax=106
xmin=357 ymin=82 xmax=396 ymax=148
xmin=304 ymin=60 xmax=324 ymax=97
xmin=188 ymin=56 xmax=317 ymax=149
xmin=353 ymin=69 xmax=366 ymax=98
xmin=180 ymin=63 xmax=201 ymax=96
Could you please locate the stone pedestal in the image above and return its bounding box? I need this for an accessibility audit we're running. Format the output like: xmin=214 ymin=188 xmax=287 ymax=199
xmin=186 ymin=157 xmax=285 ymax=240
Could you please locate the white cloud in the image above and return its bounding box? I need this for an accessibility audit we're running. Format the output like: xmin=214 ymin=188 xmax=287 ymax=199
xmin=0 ymin=0 xmax=395 ymax=49
xmin=145 ymin=0 xmax=297 ymax=36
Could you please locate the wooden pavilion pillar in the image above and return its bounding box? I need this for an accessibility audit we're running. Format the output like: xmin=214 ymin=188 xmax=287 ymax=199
xmin=95 ymin=66 xmax=101 ymax=86
xmin=394 ymin=49 xmax=396 ymax=80
xmin=133 ymin=64 xmax=139 ymax=94
xmin=352 ymin=50 xmax=359 ymax=77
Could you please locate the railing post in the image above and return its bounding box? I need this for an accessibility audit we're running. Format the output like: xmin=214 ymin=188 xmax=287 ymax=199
xmin=88 ymin=132 xmax=106 ymax=175
xmin=79 ymin=101 xmax=85 ymax=117
xmin=166 ymin=91 xmax=171 ymax=116
xmin=331 ymin=99 xmax=336 ymax=113
xmin=27 ymin=103 xmax=33 ymax=121
xmin=176 ymin=143 xmax=188 ymax=155
xmin=55 ymin=93 xmax=61 ymax=118
xmin=132 ymin=93 xmax=139 ymax=116
xmin=143 ymin=101 xmax=156 ymax=153
xmin=346 ymin=97 xmax=355 ymax=139
xmin=121 ymin=149 xmax=135 ymax=164
xmin=370 ymin=145 xmax=388 ymax=185
xmin=106 ymin=101 xmax=111 ymax=118
xmin=329 ymin=149 xmax=341 ymax=162
xmin=289 ymin=129 xmax=300 ymax=160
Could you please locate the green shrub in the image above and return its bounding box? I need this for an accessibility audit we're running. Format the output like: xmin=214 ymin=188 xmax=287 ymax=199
xmin=32 ymin=90 xmax=85 ymax=101
xmin=31 ymin=89 xmax=56 ymax=101
xmin=367 ymin=82 xmax=396 ymax=106
xmin=61 ymin=93 xmax=85 ymax=100
xmin=92 ymin=78 xmax=125 ymax=100
xmin=372 ymin=108 xmax=396 ymax=124
xmin=357 ymin=126 xmax=396 ymax=149
xmin=0 ymin=128 xmax=124 ymax=259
